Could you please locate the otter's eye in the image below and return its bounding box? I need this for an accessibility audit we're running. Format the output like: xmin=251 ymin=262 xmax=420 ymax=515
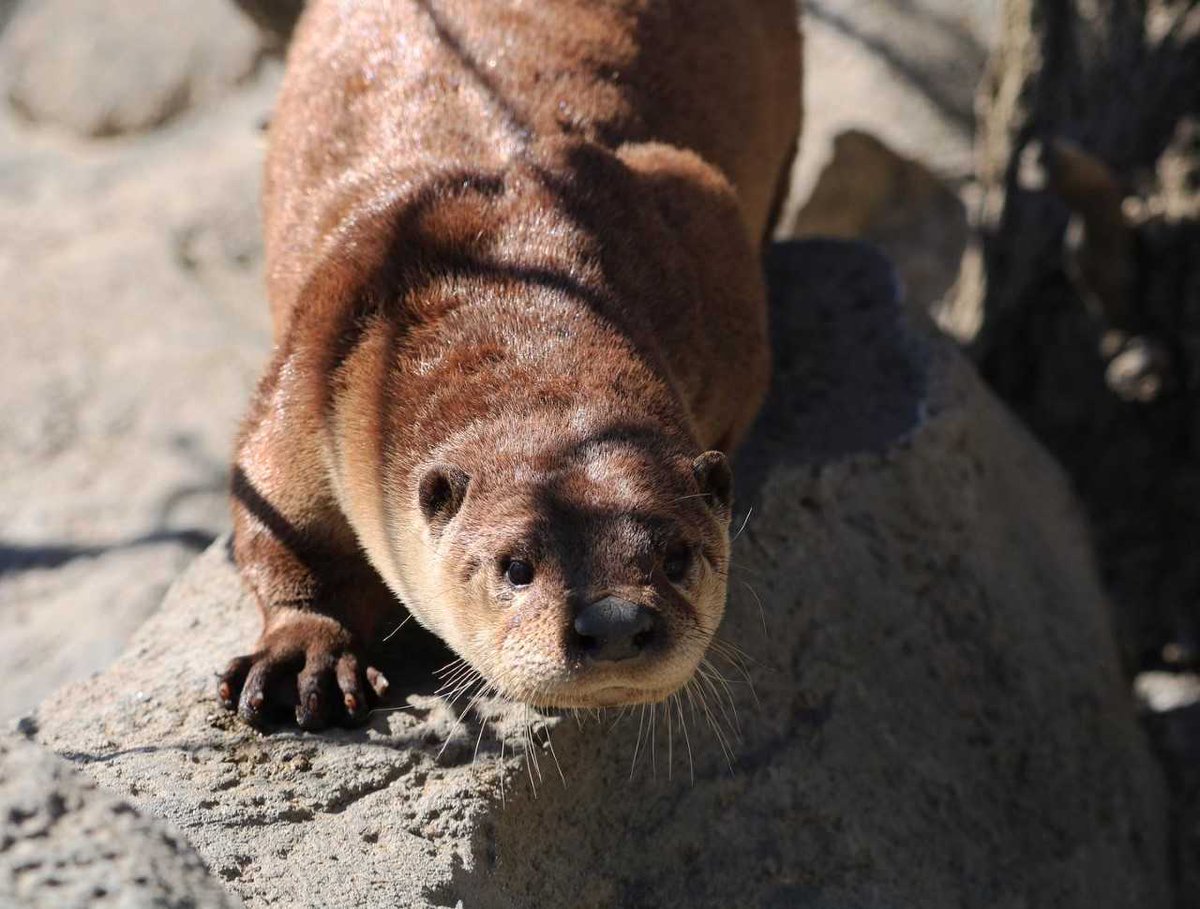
xmin=663 ymin=544 xmax=692 ymax=583
xmin=504 ymin=558 xmax=535 ymax=587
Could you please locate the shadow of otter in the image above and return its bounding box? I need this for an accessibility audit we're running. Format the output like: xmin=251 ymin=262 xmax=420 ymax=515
xmin=740 ymin=238 xmax=927 ymax=487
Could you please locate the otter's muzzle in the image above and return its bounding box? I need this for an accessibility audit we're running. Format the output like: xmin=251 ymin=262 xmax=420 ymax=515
xmin=573 ymin=596 xmax=659 ymax=662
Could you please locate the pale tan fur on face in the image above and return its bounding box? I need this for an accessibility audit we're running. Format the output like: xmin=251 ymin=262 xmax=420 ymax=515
xmin=398 ymin=440 xmax=731 ymax=708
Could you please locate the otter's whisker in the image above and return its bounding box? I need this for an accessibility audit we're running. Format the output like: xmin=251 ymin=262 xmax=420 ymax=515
xmin=665 ymin=697 xmax=674 ymax=780
xmin=435 ymin=660 xmax=477 ymax=699
xmin=441 ymin=663 xmax=485 ymax=709
xmin=531 ymin=694 xmax=549 ymax=783
xmin=438 ymin=675 xmax=487 ymax=760
xmin=609 ymin=704 xmax=630 ymax=734
xmin=701 ymin=673 xmax=740 ymax=755
xmin=731 ymin=506 xmax=754 ymax=542
xmin=434 ymin=671 xmax=474 ymax=705
xmin=697 ymin=659 xmax=742 ymax=738
xmin=706 ymin=645 xmax=758 ymax=701
xmin=649 ymin=700 xmax=658 ymax=780
xmin=629 ymin=703 xmax=648 ymax=781
xmin=540 ymin=711 xmax=567 ymax=787
xmin=440 ymin=674 xmax=479 ymax=715
xmin=517 ymin=706 xmax=535 ymax=794
xmin=380 ymin=612 xmax=413 ymax=642
xmin=728 ymin=561 xmax=768 ymax=579
xmin=674 ymin=692 xmax=695 ymax=785
xmin=687 ymin=677 xmax=735 ymax=772
xmin=498 ymin=731 xmax=507 ymax=807
xmin=707 ymin=635 xmax=760 ymax=671
xmin=522 ymin=702 xmax=547 ymax=794
xmin=738 ymin=578 xmax=769 ymax=635
xmin=368 ymin=703 xmax=416 ymax=715
xmin=472 ymin=695 xmax=491 ymax=766
xmin=451 ymin=673 xmax=484 ymax=713
xmin=433 ymin=656 xmax=466 ymax=679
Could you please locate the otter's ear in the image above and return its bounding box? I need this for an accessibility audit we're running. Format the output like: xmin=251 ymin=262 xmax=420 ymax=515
xmin=418 ymin=464 xmax=471 ymax=532
xmin=693 ymin=451 xmax=732 ymax=514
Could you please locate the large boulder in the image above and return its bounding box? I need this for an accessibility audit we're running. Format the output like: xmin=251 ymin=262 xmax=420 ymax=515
xmin=0 ymin=735 xmax=241 ymax=908
xmin=30 ymin=241 xmax=1168 ymax=907
xmin=0 ymin=0 xmax=262 ymax=137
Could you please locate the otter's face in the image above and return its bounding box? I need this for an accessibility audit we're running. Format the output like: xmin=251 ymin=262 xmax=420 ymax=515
xmin=412 ymin=447 xmax=733 ymax=708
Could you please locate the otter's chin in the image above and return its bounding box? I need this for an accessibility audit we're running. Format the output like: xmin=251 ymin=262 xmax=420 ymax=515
xmin=509 ymin=673 xmax=693 ymax=710
xmin=566 ymin=685 xmax=675 ymax=709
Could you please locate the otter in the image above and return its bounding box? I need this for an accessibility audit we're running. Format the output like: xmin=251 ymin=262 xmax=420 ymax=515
xmin=218 ymin=0 xmax=801 ymax=729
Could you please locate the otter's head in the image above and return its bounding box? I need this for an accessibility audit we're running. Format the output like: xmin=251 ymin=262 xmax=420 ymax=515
xmin=407 ymin=440 xmax=734 ymax=708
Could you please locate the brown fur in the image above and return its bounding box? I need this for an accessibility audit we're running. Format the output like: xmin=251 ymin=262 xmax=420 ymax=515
xmin=219 ymin=0 xmax=802 ymax=729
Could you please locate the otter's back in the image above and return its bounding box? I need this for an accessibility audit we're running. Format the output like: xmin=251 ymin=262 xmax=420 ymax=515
xmin=264 ymin=0 xmax=801 ymax=330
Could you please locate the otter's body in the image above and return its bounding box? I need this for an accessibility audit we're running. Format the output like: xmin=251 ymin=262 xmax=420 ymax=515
xmin=220 ymin=0 xmax=802 ymax=729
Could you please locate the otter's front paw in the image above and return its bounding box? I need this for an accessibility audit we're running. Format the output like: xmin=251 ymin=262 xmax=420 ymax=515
xmin=216 ymin=615 xmax=390 ymax=730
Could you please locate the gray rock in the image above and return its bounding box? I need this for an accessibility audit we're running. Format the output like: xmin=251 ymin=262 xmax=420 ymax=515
xmin=0 ymin=735 xmax=241 ymax=908
xmin=1 ymin=0 xmax=263 ymax=137
xmin=781 ymin=0 xmax=999 ymax=229
xmin=0 ymin=0 xmax=19 ymax=38
xmin=33 ymin=241 xmax=1169 ymax=907
xmin=790 ymin=129 xmax=969 ymax=314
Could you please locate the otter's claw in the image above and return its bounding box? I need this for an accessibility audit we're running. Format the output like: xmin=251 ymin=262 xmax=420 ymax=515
xmin=217 ymin=619 xmax=385 ymax=731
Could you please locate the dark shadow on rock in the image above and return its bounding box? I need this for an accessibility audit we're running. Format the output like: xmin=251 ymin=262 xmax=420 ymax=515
xmin=0 ymin=528 xmax=217 ymax=576
xmin=232 ymin=0 xmax=306 ymax=50
xmin=0 ymin=437 xmax=227 ymax=576
xmin=736 ymin=238 xmax=928 ymax=503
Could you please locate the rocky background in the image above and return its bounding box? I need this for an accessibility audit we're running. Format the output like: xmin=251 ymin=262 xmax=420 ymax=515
xmin=1 ymin=0 xmax=1198 ymax=906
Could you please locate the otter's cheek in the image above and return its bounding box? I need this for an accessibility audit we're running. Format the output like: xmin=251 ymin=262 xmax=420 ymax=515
xmin=692 ymin=567 xmax=730 ymax=637
xmin=494 ymin=633 xmax=568 ymax=697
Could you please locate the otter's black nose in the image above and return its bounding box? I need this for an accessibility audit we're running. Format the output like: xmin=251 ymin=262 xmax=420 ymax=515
xmin=573 ymin=597 xmax=659 ymax=662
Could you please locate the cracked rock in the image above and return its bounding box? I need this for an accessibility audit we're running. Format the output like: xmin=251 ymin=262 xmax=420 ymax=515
xmin=0 ymin=735 xmax=241 ymax=908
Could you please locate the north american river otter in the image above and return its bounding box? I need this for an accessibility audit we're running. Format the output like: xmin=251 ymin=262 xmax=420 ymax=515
xmin=219 ymin=0 xmax=801 ymax=729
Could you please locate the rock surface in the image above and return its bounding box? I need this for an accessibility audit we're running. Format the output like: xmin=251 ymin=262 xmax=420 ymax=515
xmin=790 ymin=129 xmax=970 ymax=318
xmin=32 ymin=241 xmax=1169 ymax=908
xmin=783 ymin=0 xmax=999 ymax=227
xmin=0 ymin=66 xmax=278 ymax=721
xmin=1 ymin=0 xmax=263 ymax=137
xmin=0 ymin=735 xmax=241 ymax=908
